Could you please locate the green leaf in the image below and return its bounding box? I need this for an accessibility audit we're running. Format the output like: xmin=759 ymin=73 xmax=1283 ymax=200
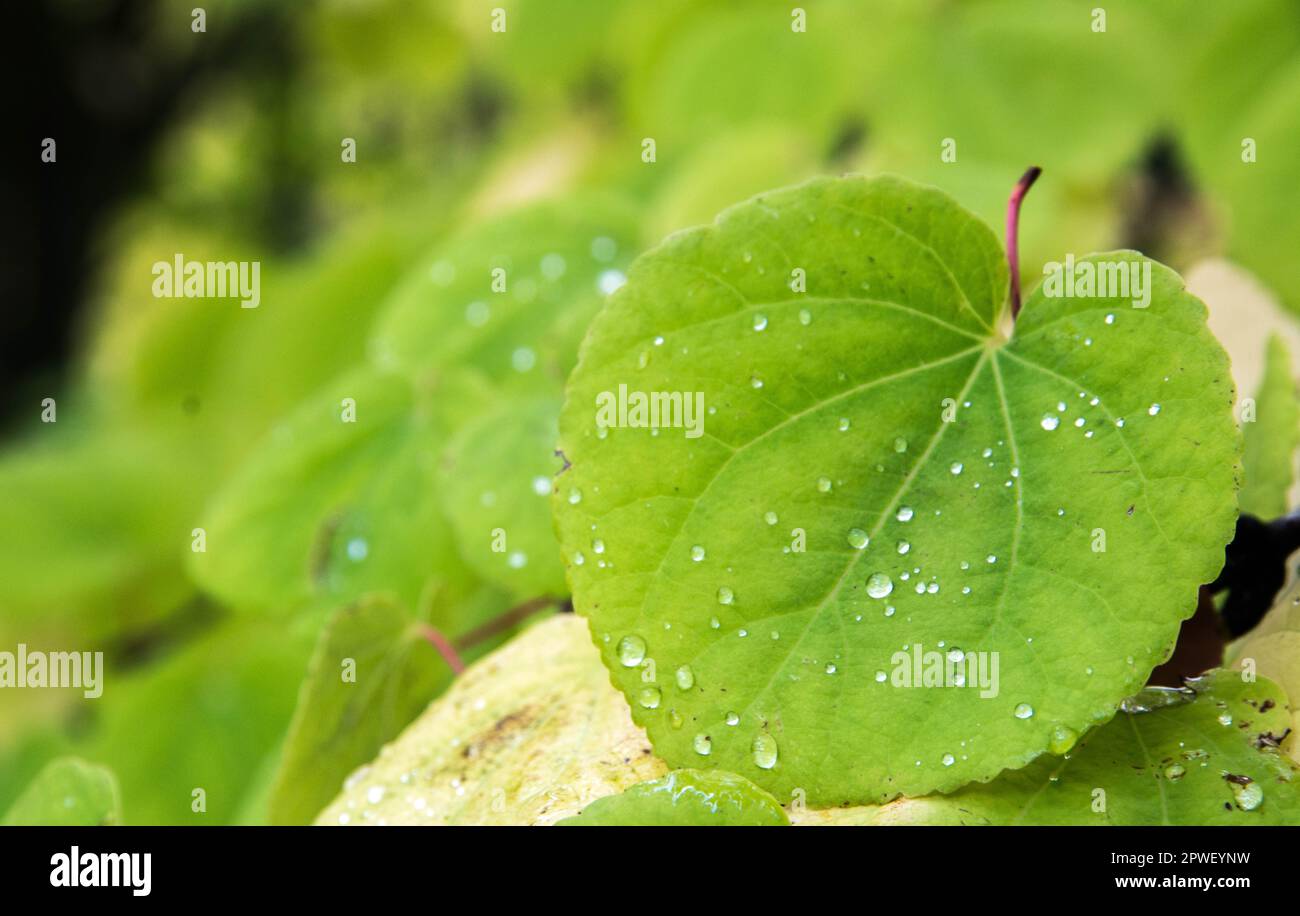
xmin=440 ymin=396 xmax=567 ymax=598
xmin=2 ymin=758 xmax=121 ymax=826
xmin=869 ymin=2 xmax=1169 ymax=187
xmin=805 ymin=671 xmax=1300 ymax=825
xmin=1240 ymin=335 xmax=1298 ymax=518
xmin=1229 ymin=567 xmax=1300 ymax=762
xmin=1185 ymin=54 xmax=1300 ymax=315
xmin=554 ymin=174 xmax=1240 ymax=805
xmin=75 ymin=618 xmax=311 ymax=825
xmin=268 ymin=596 xmax=451 ymax=825
xmin=192 ymin=369 xmax=473 ymax=611
xmin=316 ymin=615 xmax=666 ymax=825
xmin=558 ymin=769 xmax=788 ymax=826
xmin=627 ymin=7 xmax=858 ymax=157
xmin=268 ymin=591 xmax=526 ymax=825
xmin=646 ymin=125 xmax=820 ymax=244
xmin=369 ymin=196 xmax=639 ymax=394
xmin=0 ymin=427 xmax=203 ymax=641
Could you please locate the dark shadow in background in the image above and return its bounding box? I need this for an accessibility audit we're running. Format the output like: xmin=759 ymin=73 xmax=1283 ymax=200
xmin=7 ymin=0 xmax=297 ymax=435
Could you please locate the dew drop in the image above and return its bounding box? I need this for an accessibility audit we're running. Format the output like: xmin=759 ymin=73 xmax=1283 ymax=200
xmin=897 ymin=506 xmax=914 ymax=522
xmin=592 ymin=538 xmax=606 ymax=554
xmin=726 ymin=711 xmax=740 ymax=726
xmin=1165 ymin=764 xmax=1186 ymax=781
xmin=690 ymin=545 xmax=706 ymax=562
xmin=893 ymin=437 xmax=908 ymax=453
xmin=637 ymin=686 xmax=661 ymax=709
xmin=717 ymin=586 xmax=734 ymax=605
xmin=752 ymin=734 xmax=778 ymax=769
xmin=897 ymin=540 xmax=911 ymax=555
xmin=598 ymin=269 xmax=626 ymax=295
xmin=825 ymin=663 xmax=837 ymax=675
xmin=693 ymin=734 xmax=712 ymax=756
xmin=1041 ymin=415 xmax=1060 ymax=431
xmin=675 ymin=665 xmax=695 ymax=690
xmin=986 ymin=554 xmax=997 ymax=564
xmin=817 ymin=477 xmax=832 ymax=492
xmin=875 ymin=670 xmax=887 ymax=683
xmin=950 ymin=461 xmax=963 ymax=475
xmin=567 ymin=487 xmax=582 ymax=505
xmin=1049 ymin=725 xmax=1078 ymax=755
xmin=750 ymin=375 xmax=764 ymax=389
xmin=942 ymin=754 xmax=955 ymax=767
xmin=752 ymin=313 xmax=768 ymax=331
xmin=764 ymin=511 xmax=779 ymax=525
xmin=617 ymin=635 xmax=646 ymax=667
xmin=838 ymin=417 xmax=851 ymax=432
xmin=867 ymin=573 xmax=894 ymax=598
xmin=1014 ymin=703 xmax=1034 ymax=719
xmin=1231 ymin=780 xmax=1263 ymax=811
xmin=798 ymin=308 xmax=812 ymax=325
xmin=1148 ymin=403 xmax=1162 ymax=416
xmin=847 ymin=528 xmax=870 ymax=549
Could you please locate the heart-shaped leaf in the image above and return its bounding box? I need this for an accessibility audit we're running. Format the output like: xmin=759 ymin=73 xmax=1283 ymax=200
xmin=554 ymin=175 xmax=1239 ymax=804
xmin=804 ymin=671 xmax=1300 ymax=825
xmin=558 ymin=769 xmax=788 ymax=826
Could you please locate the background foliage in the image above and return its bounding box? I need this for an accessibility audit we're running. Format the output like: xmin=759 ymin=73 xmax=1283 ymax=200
xmin=8 ymin=0 xmax=1300 ymax=824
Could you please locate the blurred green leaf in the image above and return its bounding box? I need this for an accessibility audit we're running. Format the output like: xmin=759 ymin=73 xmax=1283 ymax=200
xmin=370 ymin=195 xmax=640 ymax=395
xmin=0 ymin=427 xmax=202 ymax=641
xmin=2 ymin=757 xmax=121 ymax=827
xmin=192 ymin=369 xmax=473 ymax=611
xmin=558 ymin=769 xmax=788 ymax=826
xmin=74 ymin=618 xmax=311 ymax=825
xmin=1240 ymin=335 xmax=1299 ymax=518
xmin=440 ymin=396 xmax=567 ymax=598
xmin=270 ymin=595 xmax=473 ymax=825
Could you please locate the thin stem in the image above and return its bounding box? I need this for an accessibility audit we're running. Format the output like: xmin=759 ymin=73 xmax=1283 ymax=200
xmin=454 ymin=595 xmax=568 ymax=651
xmin=1006 ymin=166 xmax=1042 ymax=320
xmin=418 ymin=622 xmax=466 ymax=675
